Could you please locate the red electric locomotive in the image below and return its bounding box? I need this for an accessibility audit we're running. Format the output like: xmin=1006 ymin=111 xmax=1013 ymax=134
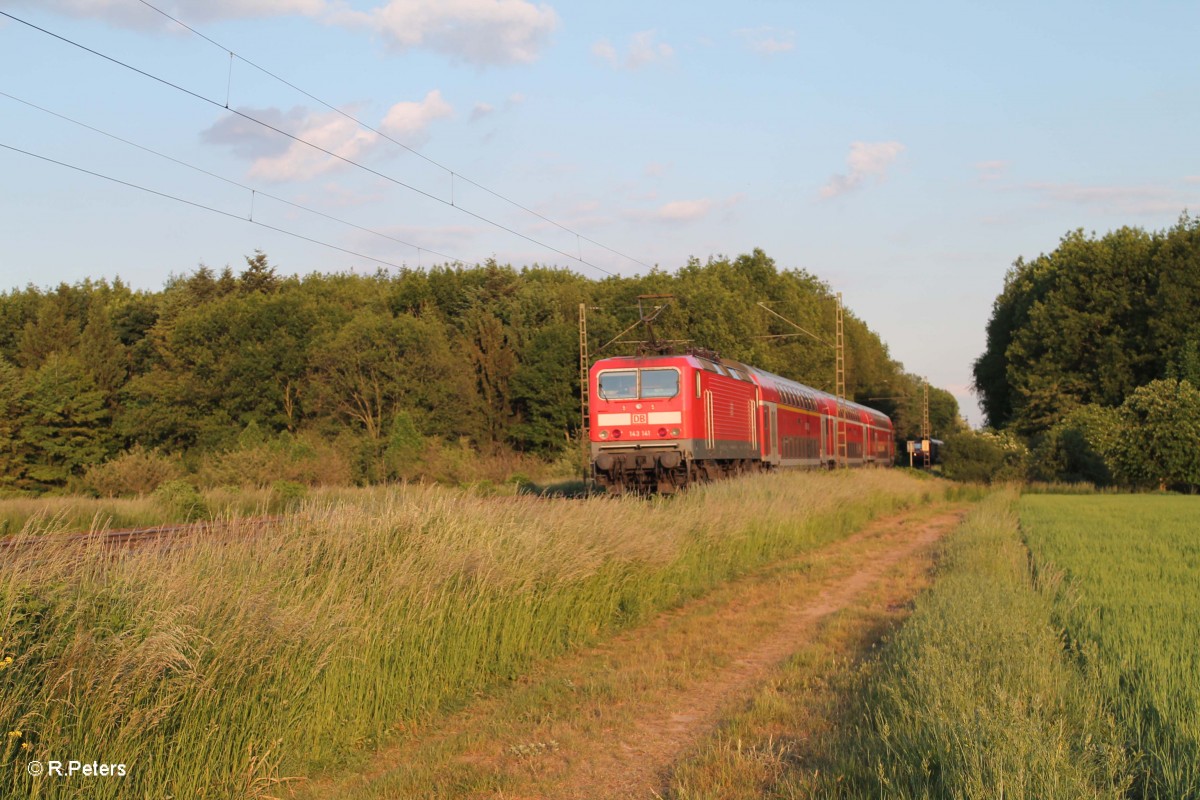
xmin=589 ymin=351 xmax=894 ymax=493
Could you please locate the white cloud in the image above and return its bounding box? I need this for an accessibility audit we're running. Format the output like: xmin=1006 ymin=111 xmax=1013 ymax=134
xmin=735 ymin=26 xmax=795 ymax=55
xmin=202 ymin=106 xmax=309 ymax=160
xmin=333 ymin=0 xmax=558 ymax=66
xmin=655 ymin=198 xmax=713 ymax=222
xmin=311 ymin=181 xmax=386 ymax=208
xmin=591 ymin=39 xmax=618 ymax=64
xmin=1184 ymin=175 xmax=1200 ymax=184
xmin=635 ymin=194 xmax=742 ymax=223
xmin=820 ymin=141 xmax=905 ymax=198
xmin=1024 ymin=182 xmax=1195 ymax=216
xmin=975 ymin=160 xmax=1009 ymax=182
xmin=5 ymin=0 xmax=326 ymax=28
xmin=644 ymin=162 xmax=667 ymax=178
xmin=14 ymin=0 xmax=557 ymax=65
xmin=470 ymin=102 xmax=496 ymax=122
xmin=363 ymin=223 xmax=481 ymax=254
xmin=248 ymin=111 xmax=381 ymax=182
xmin=593 ymin=30 xmax=673 ymax=70
xmin=203 ymin=92 xmax=452 ymax=182
xmin=380 ymin=89 xmax=453 ymax=142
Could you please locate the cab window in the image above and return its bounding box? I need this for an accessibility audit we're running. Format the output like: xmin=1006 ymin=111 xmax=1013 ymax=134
xmin=640 ymin=368 xmax=679 ymax=399
xmin=598 ymin=370 xmax=637 ymax=400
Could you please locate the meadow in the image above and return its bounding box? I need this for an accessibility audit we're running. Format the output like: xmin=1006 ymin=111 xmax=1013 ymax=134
xmin=665 ymin=492 xmax=1200 ymax=799
xmin=0 ymin=470 xmax=959 ymax=799
xmin=666 ymin=491 xmax=1132 ymax=799
xmin=1021 ymin=495 xmax=1200 ymax=799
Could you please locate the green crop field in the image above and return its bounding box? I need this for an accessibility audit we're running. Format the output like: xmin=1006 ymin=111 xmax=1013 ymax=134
xmin=1021 ymin=495 xmax=1200 ymax=800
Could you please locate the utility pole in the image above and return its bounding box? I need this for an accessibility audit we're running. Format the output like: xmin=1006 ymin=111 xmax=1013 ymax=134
xmin=921 ymin=381 xmax=931 ymax=468
xmin=835 ymin=292 xmax=847 ymax=468
xmin=578 ymin=303 xmax=589 ymax=468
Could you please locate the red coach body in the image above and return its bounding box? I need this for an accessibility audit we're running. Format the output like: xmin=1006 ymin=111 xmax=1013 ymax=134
xmin=589 ymin=352 xmax=894 ymax=493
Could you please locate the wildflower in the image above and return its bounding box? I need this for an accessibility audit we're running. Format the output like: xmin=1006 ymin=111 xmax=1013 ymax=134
xmin=21 ymin=742 xmax=31 ymax=751
xmin=7 ymin=731 xmax=20 ymax=738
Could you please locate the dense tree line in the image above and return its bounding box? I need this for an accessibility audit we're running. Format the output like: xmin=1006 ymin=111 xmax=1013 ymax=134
xmin=0 ymin=248 xmax=954 ymax=493
xmin=966 ymin=214 xmax=1200 ymax=490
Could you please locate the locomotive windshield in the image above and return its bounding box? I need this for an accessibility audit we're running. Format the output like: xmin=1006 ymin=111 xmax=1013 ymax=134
xmin=598 ymin=370 xmax=638 ymax=400
xmin=640 ymin=369 xmax=679 ymax=399
xmin=597 ymin=368 xmax=679 ymax=400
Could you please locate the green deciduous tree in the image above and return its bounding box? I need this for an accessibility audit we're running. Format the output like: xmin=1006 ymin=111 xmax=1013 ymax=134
xmin=1026 ymin=404 xmax=1118 ymax=485
xmin=508 ymin=323 xmax=579 ymax=454
xmin=941 ymin=428 xmax=1027 ymax=484
xmin=974 ymin=216 xmax=1200 ymax=437
xmin=1107 ymin=379 xmax=1200 ymax=491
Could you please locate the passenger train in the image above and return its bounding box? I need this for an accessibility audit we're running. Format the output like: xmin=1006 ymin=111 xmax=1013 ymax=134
xmin=588 ymin=351 xmax=894 ymax=493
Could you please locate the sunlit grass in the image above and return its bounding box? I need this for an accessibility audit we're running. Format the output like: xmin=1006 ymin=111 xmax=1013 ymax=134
xmin=0 ymin=470 xmax=964 ymax=799
xmin=1020 ymin=495 xmax=1200 ymax=799
xmin=779 ymin=493 xmax=1131 ymax=799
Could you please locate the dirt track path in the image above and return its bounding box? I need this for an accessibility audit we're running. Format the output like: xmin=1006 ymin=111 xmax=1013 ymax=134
xmin=301 ymin=504 xmax=967 ymax=800
xmin=561 ymin=506 xmax=964 ymax=799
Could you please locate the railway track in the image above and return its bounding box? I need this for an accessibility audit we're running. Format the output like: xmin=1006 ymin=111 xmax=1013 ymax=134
xmin=0 ymin=516 xmax=285 ymax=556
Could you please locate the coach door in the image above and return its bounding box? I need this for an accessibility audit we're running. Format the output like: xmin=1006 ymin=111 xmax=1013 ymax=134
xmin=760 ymin=402 xmax=778 ymax=463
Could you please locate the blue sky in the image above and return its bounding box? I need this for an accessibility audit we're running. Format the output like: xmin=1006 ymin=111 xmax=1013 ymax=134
xmin=2 ymin=0 xmax=1198 ymax=426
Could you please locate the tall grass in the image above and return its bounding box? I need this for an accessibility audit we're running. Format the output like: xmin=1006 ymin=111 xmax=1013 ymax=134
xmin=0 ymin=484 xmax=392 ymax=538
xmin=0 ymin=470 xmax=954 ymax=799
xmin=1021 ymin=495 xmax=1200 ymax=799
xmin=821 ymin=492 xmax=1130 ymax=798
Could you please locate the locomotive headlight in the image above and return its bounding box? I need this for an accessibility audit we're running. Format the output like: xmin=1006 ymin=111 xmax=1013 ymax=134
xmin=658 ymin=427 xmax=668 ymax=438
xmin=599 ymin=430 xmax=608 ymax=439
xmin=671 ymin=428 xmax=680 ymax=437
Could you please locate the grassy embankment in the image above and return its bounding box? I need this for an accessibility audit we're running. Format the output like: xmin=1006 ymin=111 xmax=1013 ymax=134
xmin=1021 ymin=495 xmax=1200 ymax=799
xmin=667 ymin=491 xmax=1133 ymax=799
xmin=0 ymin=470 xmax=961 ymax=799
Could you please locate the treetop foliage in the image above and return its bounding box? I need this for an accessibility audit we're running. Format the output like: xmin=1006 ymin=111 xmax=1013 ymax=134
xmin=1 ymin=248 xmax=951 ymax=492
xmin=974 ymin=214 xmax=1200 ymax=433
xmin=969 ymin=214 xmax=1200 ymax=490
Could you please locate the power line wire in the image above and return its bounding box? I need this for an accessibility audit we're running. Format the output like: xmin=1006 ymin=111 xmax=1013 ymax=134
xmin=0 ymin=90 xmax=468 ymax=266
xmin=0 ymin=9 xmax=626 ymax=277
xmin=0 ymin=141 xmax=420 ymax=272
xmin=133 ymin=0 xmax=654 ymax=272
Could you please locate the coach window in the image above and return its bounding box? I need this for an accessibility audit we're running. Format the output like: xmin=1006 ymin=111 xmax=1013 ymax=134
xmin=598 ymin=370 xmax=638 ymax=400
xmin=640 ymin=368 xmax=680 ymax=399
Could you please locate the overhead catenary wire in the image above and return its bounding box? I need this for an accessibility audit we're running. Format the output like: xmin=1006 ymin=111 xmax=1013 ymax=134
xmin=0 ymin=9 xmax=628 ymax=278
xmin=0 ymin=90 xmax=468 ymax=266
xmin=756 ymin=302 xmax=834 ymax=349
xmin=0 ymin=141 xmax=418 ymax=273
xmin=133 ymin=0 xmax=655 ymax=272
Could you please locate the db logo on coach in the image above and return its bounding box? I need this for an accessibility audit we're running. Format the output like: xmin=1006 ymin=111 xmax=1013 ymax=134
xmin=632 ymin=413 xmax=648 ymax=424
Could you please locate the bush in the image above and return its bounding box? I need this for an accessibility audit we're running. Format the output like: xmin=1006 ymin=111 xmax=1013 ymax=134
xmin=81 ymin=445 xmax=186 ymax=497
xmin=151 ymin=479 xmax=208 ymax=522
xmin=942 ymin=429 xmax=1027 ymax=483
xmin=1027 ymin=405 xmax=1117 ymax=485
xmin=1107 ymin=378 xmax=1200 ymax=491
xmin=196 ymin=430 xmax=353 ymax=488
xmin=269 ymin=480 xmax=307 ymax=512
